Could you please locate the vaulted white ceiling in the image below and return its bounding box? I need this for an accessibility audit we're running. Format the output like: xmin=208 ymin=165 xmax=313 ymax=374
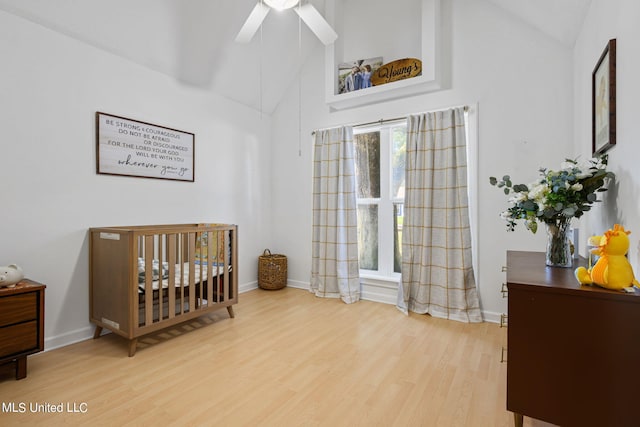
xmin=0 ymin=0 xmax=591 ymax=113
xmin=486 ymin=0 xmax=592 ymax=48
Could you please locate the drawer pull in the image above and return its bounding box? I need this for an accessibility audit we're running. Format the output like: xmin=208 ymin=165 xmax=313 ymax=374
xmin=500 ymin=313 xmax=508 ymax=328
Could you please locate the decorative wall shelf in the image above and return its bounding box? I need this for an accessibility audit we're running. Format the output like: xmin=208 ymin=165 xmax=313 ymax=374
xmin=324 ymin=0 xmax=445 ymax=110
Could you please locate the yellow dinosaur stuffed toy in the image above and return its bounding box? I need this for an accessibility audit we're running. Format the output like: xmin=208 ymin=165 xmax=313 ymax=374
xmin=575 ymin=224 xmax=640 ymax=290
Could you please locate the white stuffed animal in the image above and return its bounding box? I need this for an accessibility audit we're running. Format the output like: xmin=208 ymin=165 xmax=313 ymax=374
xmin=0 ymin=264 xmax=24 ymax=288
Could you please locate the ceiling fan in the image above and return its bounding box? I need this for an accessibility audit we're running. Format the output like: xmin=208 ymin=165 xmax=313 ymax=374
xmin=236 ymin=0 xmax=338 ymax=45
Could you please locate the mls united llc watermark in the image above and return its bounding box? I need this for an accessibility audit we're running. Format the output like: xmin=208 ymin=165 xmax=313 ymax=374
xmin=2 ymin=401 xmax=88 ymax=414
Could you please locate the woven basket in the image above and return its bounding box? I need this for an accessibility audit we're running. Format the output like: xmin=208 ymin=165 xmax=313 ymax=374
xmin=258 ymin=249 xmax=287 ymax=290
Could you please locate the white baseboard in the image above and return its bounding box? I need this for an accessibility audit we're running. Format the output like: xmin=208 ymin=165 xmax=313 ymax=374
xmin=288 ymin=279 xmax=501 ymax=323
xmin=286 ymin=280 xmax=310 ymax=290
xmin=239 ymin=281 xmax=259 ymax=293
xmin=45 ymin=326 xmax=97 ymax=352
xmin=479 ymin=310 xmax=503 ymax=324
xmin=288 ymin=279 xmax=397 ymax=305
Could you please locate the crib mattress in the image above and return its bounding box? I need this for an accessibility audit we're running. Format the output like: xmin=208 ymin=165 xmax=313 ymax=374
xmin=138 ymin=262 xmax=229 ymax=293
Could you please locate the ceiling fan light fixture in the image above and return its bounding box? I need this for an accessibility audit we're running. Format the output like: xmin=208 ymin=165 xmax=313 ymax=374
xmin=264 ymin=0 xmax=299 ymax=11
xmin=236 ymin=0 xmax=336 ymax=45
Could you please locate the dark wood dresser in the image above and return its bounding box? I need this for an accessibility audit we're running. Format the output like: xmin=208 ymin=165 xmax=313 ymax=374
xmin=506 ymin=251 xmax=640 ymax=427
xmin=0 ymin=279 xmax=46 ymax=380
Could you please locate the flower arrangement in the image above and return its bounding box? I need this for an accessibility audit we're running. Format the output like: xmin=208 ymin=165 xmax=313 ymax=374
xmin=490 ymin=155 xmax=614 ymax=233
xmin=490 ymin=154 xmax=614 ymax=267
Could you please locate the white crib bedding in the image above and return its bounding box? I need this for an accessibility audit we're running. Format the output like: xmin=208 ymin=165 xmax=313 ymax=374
xmin=137 ymin=261 xmax=229 ymax=293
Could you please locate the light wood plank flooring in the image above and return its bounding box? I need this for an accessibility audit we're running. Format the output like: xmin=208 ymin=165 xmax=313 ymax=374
xmin=0 ymin=287 xmax=553 ymax=426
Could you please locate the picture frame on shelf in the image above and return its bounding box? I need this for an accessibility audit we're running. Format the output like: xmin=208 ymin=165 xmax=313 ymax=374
xmin=337 ymin=57 xmax=383 ymax=94
xmin=592 ymin=39 xmax=616 ymax=156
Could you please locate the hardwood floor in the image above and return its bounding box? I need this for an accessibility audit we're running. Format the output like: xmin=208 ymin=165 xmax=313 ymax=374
xmin=0 ymin=287 xmax=553 ymax=426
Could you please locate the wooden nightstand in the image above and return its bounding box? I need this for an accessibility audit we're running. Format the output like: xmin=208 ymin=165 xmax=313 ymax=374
xmin=0 ymin=279 xmax=45 ymax=380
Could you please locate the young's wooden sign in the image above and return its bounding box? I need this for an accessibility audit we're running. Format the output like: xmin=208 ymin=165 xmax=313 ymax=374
xmin=371 ymin=58 xmax=422 ymax=86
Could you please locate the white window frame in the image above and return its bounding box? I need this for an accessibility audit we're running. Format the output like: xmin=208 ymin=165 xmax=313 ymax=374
xmin=354 ymin=121 xmax=406 ymax=280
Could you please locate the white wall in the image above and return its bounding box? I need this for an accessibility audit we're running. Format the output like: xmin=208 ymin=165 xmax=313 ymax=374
xmin=572 ymin=0 xmax=640 ymax=271
xmin=270 ymin=0 xmax=575 ymax=320
xmin=0 ymin=11 xmax=272 ymax=349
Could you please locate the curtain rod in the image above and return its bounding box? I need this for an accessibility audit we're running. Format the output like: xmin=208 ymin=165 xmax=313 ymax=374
xmin=311 ymin=105 xmax=469 ymax=135
xmin=353 ymin=116 xmax=407 ymax=129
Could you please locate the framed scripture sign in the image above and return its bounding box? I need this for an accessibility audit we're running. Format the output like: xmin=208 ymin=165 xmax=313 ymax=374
xmin=592 ymin=39 xmax=616 ymax=156
xmin=96 ymin=112 xmax=195 ymax=182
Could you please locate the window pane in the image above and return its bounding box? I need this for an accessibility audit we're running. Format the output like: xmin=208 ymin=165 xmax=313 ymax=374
xmin=392 ymin=127 xmax=406 ymax=199
xmin=354 ymin=132 xmax=380 ymax=199
xmin=393 ymin=203 xmax=403 ymax=273
xmin=357 ymin=205 xmax=378 ymax=270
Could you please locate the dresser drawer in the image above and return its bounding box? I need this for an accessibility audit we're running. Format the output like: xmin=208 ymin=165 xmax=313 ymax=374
xmin=0 ymin=293 xmax=37 ymax=327
xmin=0 ymin=321 xmax=38 ymax=356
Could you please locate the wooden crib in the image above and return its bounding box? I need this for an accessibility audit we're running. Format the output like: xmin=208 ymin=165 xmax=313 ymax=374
xmin=89 ymin=223 xmax=238 ymax=356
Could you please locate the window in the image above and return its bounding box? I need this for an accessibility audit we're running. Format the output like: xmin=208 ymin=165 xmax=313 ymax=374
xmin=354 ymin=122 xmax=406 ymax=277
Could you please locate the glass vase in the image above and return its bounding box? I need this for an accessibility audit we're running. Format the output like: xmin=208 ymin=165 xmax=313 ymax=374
xmin=545 ymin=219 xmax=572 ymax=268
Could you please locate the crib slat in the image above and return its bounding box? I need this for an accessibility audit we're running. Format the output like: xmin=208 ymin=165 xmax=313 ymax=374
xmin=197 ymin=231 xmax=203 ymax=309
xmin=223 ymin=231 xmax=229 ymax=302
xmin=222 ymin=230 xmax=227 ymax=303
xmin=132 ymin=235 xmax=140 ymax=331
xmin=167 ymin=234 xmax=176 ymax=319
xmin=144 ymin=236 xmax=154 ymax=326
xmin=188 ymin=232 xmax=196 ymax=312
xmin=157 ymin=234 xmax=164 ymax=322
xmin=179 ymin=233 xmax=186 ymax=315
xmin=207 ymin=231 xmax=214 ymax=307
xmin=231 ymin=227 xmax=237 ymax=301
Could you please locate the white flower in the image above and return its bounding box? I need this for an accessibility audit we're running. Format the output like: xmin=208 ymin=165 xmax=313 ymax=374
xmin=575 ymin=158 xmax=604 ymax=178
xmin=508 ymin=192 xmax=527 ymax=203
xmin=560 ymin=161 xmax=576 ymax=171
xmin=528 ymin=182 xmax=549 ymax=203
xmin=500 ymin=210 xmax=512 ymax=220
xmin=571 ymin=183 xmax=583 ymax=191
xmin=575 ymin=167 xmax=593 ymax=179
xmin=591 ymin=157 xmax=605 ymax=169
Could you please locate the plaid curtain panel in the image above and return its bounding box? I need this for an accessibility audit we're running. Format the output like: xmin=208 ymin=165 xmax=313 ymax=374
xmin=398 ymin=108 xmax=482 ymax=322
xmin=311 ymin=126 xmax=360 ymax=304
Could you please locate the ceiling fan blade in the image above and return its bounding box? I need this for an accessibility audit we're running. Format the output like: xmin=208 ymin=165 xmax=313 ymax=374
xmin=294 ymin=4 xmax=338 ymax=45
xmin=235 ymin=2 xmax=270 ymax=43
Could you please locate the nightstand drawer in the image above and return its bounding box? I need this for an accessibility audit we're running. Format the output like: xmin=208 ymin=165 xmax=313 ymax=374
xmin=0 ymin=293 xmax=37 ymax=327
xmin=0 ymin=320 xmax=38 ymax=356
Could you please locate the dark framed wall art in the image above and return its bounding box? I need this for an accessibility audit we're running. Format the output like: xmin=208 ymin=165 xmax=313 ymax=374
xmin=96 ymin=112 xmax=195 ymax=182
xmin=592 ymin=38 xmax=616 ymax=156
